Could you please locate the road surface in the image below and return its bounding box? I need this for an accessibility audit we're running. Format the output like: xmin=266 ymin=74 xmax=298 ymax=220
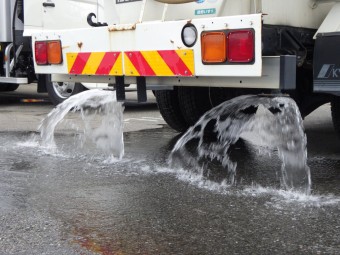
xmin=0 ymin=85 xmax=339 ymax=255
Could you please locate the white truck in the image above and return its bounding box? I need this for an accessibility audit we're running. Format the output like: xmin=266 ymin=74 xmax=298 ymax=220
xmin=2 ymin=0 xmax=340 ymax=134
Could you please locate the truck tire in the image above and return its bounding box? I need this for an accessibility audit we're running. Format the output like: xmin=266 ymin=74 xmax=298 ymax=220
xmin=47 ymin=81 xmax=87 ymax=105
xmin=0 ymin=84 xmax=19 ymax=92
xmin=177 ymin=87 xmax=215 ymax=126
xmin=155 ymin=88 xmax=189 ymax=132
xmin=331 ymin=96 xmax=340 ymax=137
xmin=178 ymin=87 xmax=259 ymax=126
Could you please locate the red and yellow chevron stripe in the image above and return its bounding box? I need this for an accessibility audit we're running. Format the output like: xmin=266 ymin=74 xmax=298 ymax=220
xmin=67 ymin=52 xmax=123 ymax=75
xmin=66 ymin=49 xmax=194 ymax=77
xmin=124 ymin=49 xmax=194 ymax=76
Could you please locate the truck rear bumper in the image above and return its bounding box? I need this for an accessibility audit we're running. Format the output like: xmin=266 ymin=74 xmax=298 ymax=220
xmin=52 ymin=56 xmax=296 ymax=90
xmin=0 ymin=77 xmax=28 ymax=84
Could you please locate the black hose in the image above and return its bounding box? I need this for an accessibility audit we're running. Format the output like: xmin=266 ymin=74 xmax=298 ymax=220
xmin=17 ymin=0 xmax=24 ymax=22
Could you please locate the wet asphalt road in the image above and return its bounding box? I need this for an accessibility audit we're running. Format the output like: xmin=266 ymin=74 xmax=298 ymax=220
xmin=0 ymin=85 xmax=339 ymax=255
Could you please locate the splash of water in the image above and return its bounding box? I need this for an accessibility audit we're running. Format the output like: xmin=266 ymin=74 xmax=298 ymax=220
xmin=39 ymin=90 xmax=124 ymax=159
xmin=170 ymin=95 xmax=311 ymax=195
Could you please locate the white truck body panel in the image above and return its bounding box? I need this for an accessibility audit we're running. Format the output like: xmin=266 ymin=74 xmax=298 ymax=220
xmin=22 ymin=0 xmax=43 ymax=35
xmin=32 ymin=14 xmax=262 ymax=78
xmin=24 ymin=0 xmax=336 ymax=34
xmin=25 ymin=0 xmax=340 ymax=90
xmin=24 ymin=0 xmax=102 ymax=35
xmin=315 ymin=3 xmax=340 ymax=35
xmin=261 ymin=0 xmax=334 ymax=29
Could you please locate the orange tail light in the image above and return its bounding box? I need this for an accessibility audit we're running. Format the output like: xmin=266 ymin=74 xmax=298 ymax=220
xmin=47 ymin=40 xmax=63 ymax=65
xmin=201 ymin=32 xmax=227 ymax=64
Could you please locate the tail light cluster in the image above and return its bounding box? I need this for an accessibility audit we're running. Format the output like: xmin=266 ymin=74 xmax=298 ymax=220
xmin=201 ymin=29 xmax=255 ymax=64
xmin=35 ymin=40 xmax=63 ymax=65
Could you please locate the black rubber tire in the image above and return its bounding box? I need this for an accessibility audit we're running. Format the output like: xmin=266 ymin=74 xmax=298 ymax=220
xmin=46 ymin=80 xmax=87 ymax=105
xmin=177 ymin=86 xmax=212 ymax=126
xmin=331 ymin=96 xmax=340 ymax=137
xmin=177 ymin=87 xmax=220 ymax=126
xmin=177 ymin=87 xmax=248 ymax=127
xmin=209 ymin=87 xmax=241 ymax=106
xmin=0 ymin=84 xmax=19 ymax=92
xmin=155 ymin=88 xmax=189 ymax=132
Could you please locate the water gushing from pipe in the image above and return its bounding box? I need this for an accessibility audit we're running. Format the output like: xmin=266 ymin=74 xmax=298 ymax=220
xmin=39 ymin=90 xmax=124 ymax=159
xmin=170 ymin=95 xmax=311 ymax=194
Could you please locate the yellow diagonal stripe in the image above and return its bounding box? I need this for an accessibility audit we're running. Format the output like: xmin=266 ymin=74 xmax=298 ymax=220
xmin=67 ymin=53 xmax=78 ymax=73
xmin=110 ymin=53 xmax=123 ymax=75
xmin=176 ymin=49 xmax=195 ymax=75
xmin=141 ymin=51 xmax=173 ymax=76
xmin=82 ymin=52 xmax=105 ymax=75
xmin=124 ymin=53 xmax=140 ymax=76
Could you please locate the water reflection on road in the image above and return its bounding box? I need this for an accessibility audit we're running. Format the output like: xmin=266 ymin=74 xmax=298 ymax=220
xmin=0 ymin=126 xmax=339 ymax=254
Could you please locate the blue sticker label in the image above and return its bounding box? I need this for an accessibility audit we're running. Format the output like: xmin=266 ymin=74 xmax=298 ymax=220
xmin=195 ymin=8 xmax=216 ymax=15
xmin=196 ymin=0 xmax=205 ymax=4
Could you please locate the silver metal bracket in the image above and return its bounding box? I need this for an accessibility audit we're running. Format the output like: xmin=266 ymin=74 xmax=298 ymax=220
xmin=3 ymin=43 xmax=24 ymax=78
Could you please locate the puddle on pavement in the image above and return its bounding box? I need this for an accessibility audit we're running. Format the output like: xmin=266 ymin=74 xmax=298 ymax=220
xmin=0 ymin=128 xmax=340 ymax=254
xmin=2 ymin=91 xmax=338 ymax=206
xmin=1 ymin=128 xmax=339 ymax=206
xmin=0 ymin=91 xmax=340 ymax=254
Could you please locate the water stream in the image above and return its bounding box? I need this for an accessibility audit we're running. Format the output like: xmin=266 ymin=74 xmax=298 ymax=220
xmin=38 ymin=91 xmax=310 ymax=195
xmin=38 ymin=89 xmax=124 ymax=159
xmin=169 ymin=95 xmax=311 ymax=194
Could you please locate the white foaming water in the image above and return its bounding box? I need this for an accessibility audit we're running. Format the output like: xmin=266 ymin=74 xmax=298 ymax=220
xmin=170 ymin=95 xmax=311 ymax=195
xmin=243 ymin=185 xmax=340 ymax=207
xmin=38 ymin=90 xmax=124 ymax=159
xmin=147 ymin=165 xmax=339 ymax=207
xmin=16 ymin=133 xmax=40 ymax=148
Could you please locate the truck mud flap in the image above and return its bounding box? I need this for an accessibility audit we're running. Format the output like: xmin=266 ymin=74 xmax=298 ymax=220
xmin=314 ymin=33 xmax=340 ymax=95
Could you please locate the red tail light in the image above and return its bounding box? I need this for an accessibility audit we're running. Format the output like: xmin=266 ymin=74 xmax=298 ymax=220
xmin=35 ymin=40 xmax=63 ymax=65
xmin=35 ymin=41 xmax=48 ymax=65
xmin=227 ymin=30 xmax=254 ymax=63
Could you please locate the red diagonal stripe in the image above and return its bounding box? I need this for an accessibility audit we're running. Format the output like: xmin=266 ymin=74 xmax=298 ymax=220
xmin=96 ymin=52 xmax=119 ymax=75
xmin=125 ymin=51 xmax=156 ymax=76
xmin=70 ymin=53 xmax=91 ymax=74
xmin=157 ymin=50 xmax=192 ymax=76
